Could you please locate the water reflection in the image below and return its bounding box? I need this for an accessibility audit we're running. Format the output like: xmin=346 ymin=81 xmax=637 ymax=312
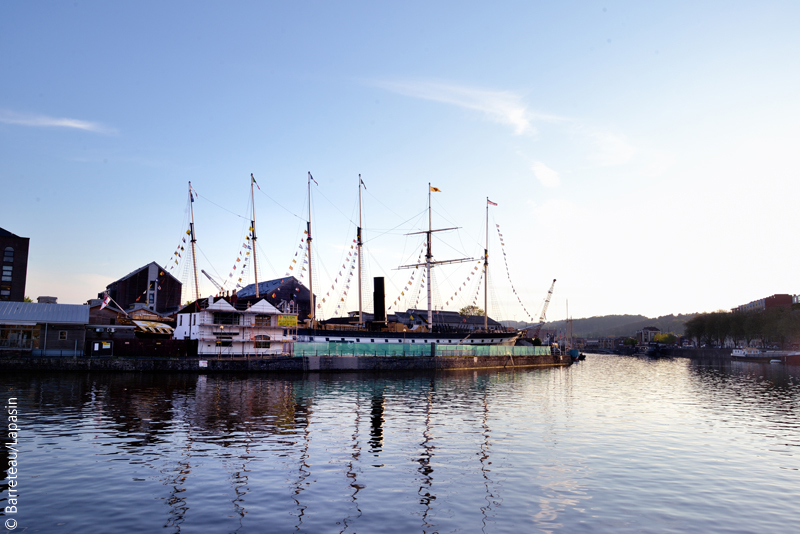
xmin=7 ymin=358 xmax=800 ymax=533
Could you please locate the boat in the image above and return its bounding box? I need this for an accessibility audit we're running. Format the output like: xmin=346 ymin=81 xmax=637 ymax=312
xmin=731 ymin=348 xmax=800 ymax=363
xmin=293 ymin=179 xmax=521 ymax=347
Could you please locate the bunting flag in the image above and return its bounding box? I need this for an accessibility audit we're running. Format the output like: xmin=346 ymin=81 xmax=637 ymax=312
xmin=487 ymin=199 xmax=497 ymax=206
xmin=251 ymin=173 xmax=261 ymax=190
xmin=430 ymin=186 xmax=441 ymax=192
xmin=495 ymin=222 xmax=534 ymax=321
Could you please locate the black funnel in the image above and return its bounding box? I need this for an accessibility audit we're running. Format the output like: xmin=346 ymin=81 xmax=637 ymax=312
xmin=373 ymin=277 xmax=386 ymax=323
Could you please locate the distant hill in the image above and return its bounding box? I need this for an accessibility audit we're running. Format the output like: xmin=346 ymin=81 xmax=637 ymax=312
xmin=503 ymin=313 xmax=697 ymax=338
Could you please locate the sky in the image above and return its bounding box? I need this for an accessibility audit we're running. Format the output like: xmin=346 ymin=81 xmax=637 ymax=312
xmin=2 ymin=1 xmax=800 ymax=322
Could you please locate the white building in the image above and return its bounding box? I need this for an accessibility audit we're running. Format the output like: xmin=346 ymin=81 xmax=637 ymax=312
xmin=173 ymin=296 xmax=297 ymax=356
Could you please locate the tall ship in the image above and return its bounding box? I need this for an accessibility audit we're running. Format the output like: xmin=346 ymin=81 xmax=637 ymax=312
xmin=236 ymin=175 xmax=522 ymax=347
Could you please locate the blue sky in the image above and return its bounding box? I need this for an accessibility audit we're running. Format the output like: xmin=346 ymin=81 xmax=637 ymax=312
xmin=2 ymin=1 xmax=799 ymax=322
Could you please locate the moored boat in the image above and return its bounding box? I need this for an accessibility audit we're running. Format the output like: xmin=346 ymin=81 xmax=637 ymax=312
xmin=732 ymin=348 xmax=800 ymax=363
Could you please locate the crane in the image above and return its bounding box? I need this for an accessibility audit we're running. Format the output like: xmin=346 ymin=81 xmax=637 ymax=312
xmin=201 ymin=269 xmax=224 ymax=294
xmin=530 ymin=279 xmax=556 ymax=340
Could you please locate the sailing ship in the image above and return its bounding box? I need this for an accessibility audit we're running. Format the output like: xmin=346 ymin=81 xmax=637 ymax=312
xmin=291 ymin=178 xmax=521 ymax=346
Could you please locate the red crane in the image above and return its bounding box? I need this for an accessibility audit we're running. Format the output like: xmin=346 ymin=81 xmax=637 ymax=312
xmin=530 ymin=279 xmax=557 ymax=340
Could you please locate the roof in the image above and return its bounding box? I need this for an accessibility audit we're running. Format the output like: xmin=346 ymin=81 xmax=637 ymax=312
xmin=207 ymin=298 xmax=237 ymax=312
xmin=247 ymin=299 xmax=281 ymax=314
xmin=0 ymin=227 xmax=23 ymax=238
xmin=109 ymin=261 xmax=180 ymax=287
xmin=237 ymin=276 xmax=304 ymax=298
xmin=0 ymin=302 xmax=89 ymax=325
xmin=397 ymin=308 xmax=501 ymax=327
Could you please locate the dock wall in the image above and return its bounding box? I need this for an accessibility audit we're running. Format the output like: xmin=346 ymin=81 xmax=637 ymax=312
xmin=0 ymin=353 xmax=570 ymax=373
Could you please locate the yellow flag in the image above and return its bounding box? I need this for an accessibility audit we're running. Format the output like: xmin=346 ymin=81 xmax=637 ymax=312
xmin=430 ymin=186 xmax=441 ymax=192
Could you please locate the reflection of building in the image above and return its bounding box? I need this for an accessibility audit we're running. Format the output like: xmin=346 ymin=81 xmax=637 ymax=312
xmin=173 ymin=296 xmax=297 ymax=356
xmin=0 ymin=227 xmax=30 ymax=302
xmin=101 ymin=262 xmax=181 ymax=316
xmin=733 ymin=294 xmax=792 ymax=313
xmin=0 ymin=301 xmax=88 ymax=355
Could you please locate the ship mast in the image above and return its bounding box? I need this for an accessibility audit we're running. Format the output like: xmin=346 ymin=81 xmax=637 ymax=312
xmin=427 ymin=183 xmax=433 ymax=327
xmin=357 ymin=174 xmax=363 ymax=327
xmin=188 ymin=181 xmax=200 ymax=301
xmin=250 ymin=174 xmax=259 ymax=298
xmin=399 ymin=184 xmax=474 ymax=331
xmin=484 ymin=198 xmax=489 ymax=331
xmin=307 ymin=172 xmax=315 ymax=325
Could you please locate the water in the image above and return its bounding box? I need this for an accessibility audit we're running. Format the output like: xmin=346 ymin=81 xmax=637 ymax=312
xmin=2 ymin=356 xmax=800 ymax=533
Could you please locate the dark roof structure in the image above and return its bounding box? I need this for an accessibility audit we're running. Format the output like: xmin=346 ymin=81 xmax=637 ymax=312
xmin=0 ymin=227 xmax=22 ymax=238
xmin=0 ymin=302 xmax=89 ymax=324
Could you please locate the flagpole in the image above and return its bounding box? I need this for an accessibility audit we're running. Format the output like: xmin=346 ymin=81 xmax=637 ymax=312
xmin=251 ymin=174 xmax=260 ymax=299
xmin=188 ymin=182 xmax=200 ymax=302
xmin=357 ymin=174 xmax=363 ymax=328
xmin=307 ymin=172 xmax=315 ymax=325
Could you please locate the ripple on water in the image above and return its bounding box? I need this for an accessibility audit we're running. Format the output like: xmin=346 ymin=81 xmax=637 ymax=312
xmin=5 ymin=357 xmax=800 ymax=533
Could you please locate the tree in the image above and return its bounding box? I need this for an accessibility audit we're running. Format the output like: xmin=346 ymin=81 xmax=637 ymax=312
xmin=684 ymin=314 xmax=707 ymax=347
xmin=623 ymin=337 xmax=638 ymax=346
xmin=23 ymin=296 xmax=33 ymax=303
xmin=459 ymin=305 xmax=484 ymax=316
xmin=654 ymin=333 xmax=677 ymax=345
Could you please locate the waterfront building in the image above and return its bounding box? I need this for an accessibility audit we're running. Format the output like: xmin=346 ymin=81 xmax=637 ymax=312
xmin=0 ymin=301 xmax=88 ymax=355
xmin=636 ymin=326 xmax=661 ymax=344
xmin=101 ymin=262 xmax=182 ymax=316
xmin=173 ymin=295 xmax=298 ymax=356
xmin=0 ymin=227 xmax=30 ymax=302
xmin=732 ymin=294 xmax=792 ymax=313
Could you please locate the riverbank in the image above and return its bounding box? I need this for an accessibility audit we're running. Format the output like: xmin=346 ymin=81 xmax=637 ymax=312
xmin=0 ymin=352 xmax=570 ymax=372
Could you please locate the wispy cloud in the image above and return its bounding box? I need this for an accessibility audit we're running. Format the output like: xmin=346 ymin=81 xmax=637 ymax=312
xmin=373 ymin=80 xmax=562 ymax=135
xmin=587 ymin=131 xmax=635 ymax=166
xmin=0 ymin=110 xmax=116 ymax=134
xmin=531 ymin=161 xmax=560 ymax=188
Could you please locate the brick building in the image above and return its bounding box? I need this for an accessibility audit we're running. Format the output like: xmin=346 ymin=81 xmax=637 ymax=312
xmin=0 ymin=227 xmax=30 ymax=302
xmin=101 ymin=262 xmax=182 ymax=315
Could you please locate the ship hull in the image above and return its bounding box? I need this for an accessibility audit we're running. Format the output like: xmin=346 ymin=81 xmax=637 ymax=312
xmin=296 ymin=328 xmax=520 ymax=346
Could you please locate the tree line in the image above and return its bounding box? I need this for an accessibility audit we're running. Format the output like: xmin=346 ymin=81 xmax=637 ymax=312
xmin=684 ymin=307 xmax=800 ymax=348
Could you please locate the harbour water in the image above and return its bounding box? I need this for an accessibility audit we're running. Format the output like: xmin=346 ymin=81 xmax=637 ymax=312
xmin=3 ymin=355 xmax=800 ymax=533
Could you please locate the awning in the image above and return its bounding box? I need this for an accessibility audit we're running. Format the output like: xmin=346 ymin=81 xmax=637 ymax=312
xmin=132 ymin=320 xmax=174 ymax=335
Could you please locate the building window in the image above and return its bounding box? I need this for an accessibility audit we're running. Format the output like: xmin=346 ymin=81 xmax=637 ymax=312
xmin=2 ymin=247 xmax=12 ymax=263
xmin=255 ymin=335 xmax=271 ymax=349
xmin=254 ymin=315 xmax=271 ymax=327
xmin=213 ymin=312 xmax=239 ymax=325
xmin=59 ymin=331 xmax=67 ymax=340
xmin=179 ymin=316 xmax=183 ymax=326
xmin=309 ymin=336 xmax=314 ymax=341
xmin=193 ymin=315 xmax=196 ymax=325
xmin=1 ymin=265 xmax=11 ymax=282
